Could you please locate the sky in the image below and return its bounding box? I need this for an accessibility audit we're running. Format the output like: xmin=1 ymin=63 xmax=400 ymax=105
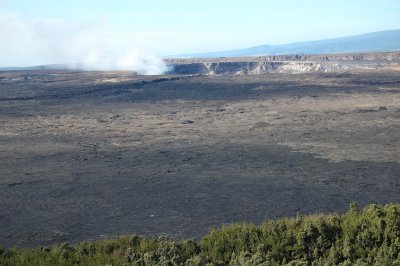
xmin=1 ymin=0 xmax=399 ymax=68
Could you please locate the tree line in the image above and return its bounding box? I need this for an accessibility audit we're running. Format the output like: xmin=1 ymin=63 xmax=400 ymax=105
xmin=1 ymin=203 xmax=399 ymax=265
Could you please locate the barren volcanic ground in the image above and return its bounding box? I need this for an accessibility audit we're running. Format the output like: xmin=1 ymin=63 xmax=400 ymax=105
xmin=0 ymin=70 xmax=399 ymax=248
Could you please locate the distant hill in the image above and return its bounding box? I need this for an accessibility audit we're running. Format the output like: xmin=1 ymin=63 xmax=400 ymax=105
xmin=179 ymin=29 xmax=400 ymax=58
xmin=0 ymin=64 xmax=68 ymax=71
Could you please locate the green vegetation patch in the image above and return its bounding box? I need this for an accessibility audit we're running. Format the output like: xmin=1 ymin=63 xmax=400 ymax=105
xmin=1 ymin=203 xmax=399 ymax=265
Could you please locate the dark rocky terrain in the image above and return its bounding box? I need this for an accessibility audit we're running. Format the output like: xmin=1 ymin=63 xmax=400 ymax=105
xmin=0 ymin=61 xmax=399 ymax=248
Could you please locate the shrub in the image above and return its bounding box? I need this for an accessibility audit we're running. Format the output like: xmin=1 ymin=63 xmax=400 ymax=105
xmin=1 ymin=203 xmax=399 ymax=265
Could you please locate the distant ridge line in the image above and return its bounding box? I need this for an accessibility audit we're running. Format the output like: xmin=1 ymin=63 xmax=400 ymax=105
xmin=176 ymin=29 xmax=400 ymax=58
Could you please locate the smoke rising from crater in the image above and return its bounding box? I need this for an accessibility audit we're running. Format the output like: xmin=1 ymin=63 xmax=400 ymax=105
xmin=0 ymin=12 xmax=168 ymax=74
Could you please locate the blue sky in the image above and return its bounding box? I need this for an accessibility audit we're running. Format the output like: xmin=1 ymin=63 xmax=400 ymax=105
xmin=0 ymin=0 xmax=399 ymax=66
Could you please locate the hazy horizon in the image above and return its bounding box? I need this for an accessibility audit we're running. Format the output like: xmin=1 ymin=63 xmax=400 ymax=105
xmin=1 ymin=0 xmax=400 ymax=70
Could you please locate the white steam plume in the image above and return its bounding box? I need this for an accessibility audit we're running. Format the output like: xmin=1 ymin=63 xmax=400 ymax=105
xmin=0 ymin=12 xmax=168 ymax=74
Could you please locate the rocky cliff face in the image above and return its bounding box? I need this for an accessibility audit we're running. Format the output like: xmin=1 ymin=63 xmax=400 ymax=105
xmin=165 ymin=52 xmax=400 ymax=75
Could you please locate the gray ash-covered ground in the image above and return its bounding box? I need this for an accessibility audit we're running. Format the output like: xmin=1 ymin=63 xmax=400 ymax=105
xmin=0 ymin=70 xmax=399 ymax=248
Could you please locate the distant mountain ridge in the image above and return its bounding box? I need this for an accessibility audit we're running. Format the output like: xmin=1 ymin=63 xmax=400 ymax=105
xmin=179 ymin=29 xmax=400 ymax=58
xmin=0 ymin=64 xmax=68 ymax=71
